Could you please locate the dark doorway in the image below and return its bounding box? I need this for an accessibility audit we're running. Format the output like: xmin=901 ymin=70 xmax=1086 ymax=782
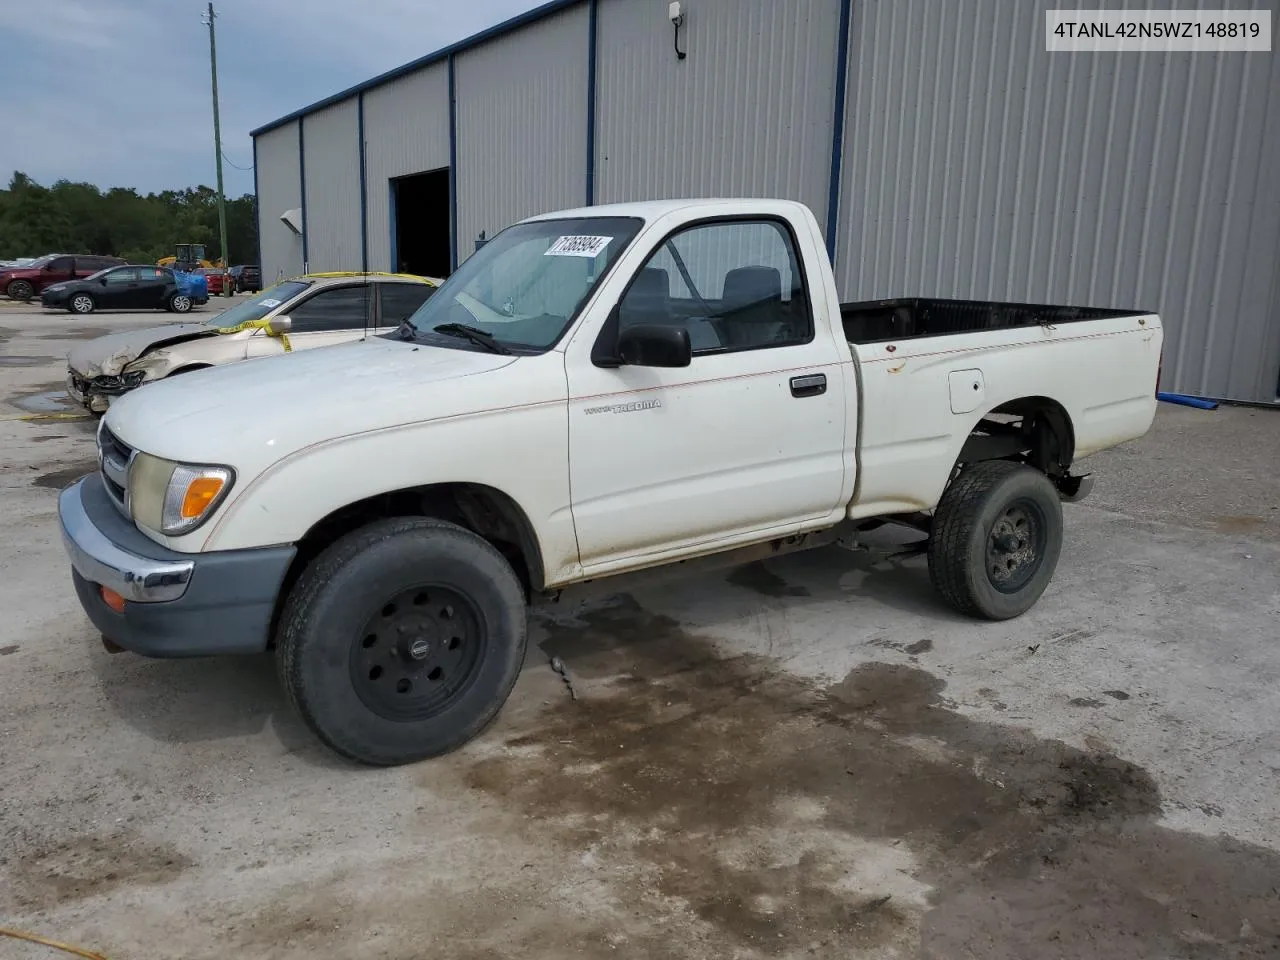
xmin=391 ymin=168 xmax=451 ymax=278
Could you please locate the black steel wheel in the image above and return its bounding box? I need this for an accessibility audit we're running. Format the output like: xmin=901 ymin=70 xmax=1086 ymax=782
xmin=351 ymin=585 xmax=485 ymax=722
xmin=928 ymin=460 xmax=1063 ymax=620
xmin=276 ymin=517 xmax=528 ymax=766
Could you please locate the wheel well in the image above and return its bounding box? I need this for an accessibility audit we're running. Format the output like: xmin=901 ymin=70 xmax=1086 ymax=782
xmin=270 ymin=483 xmax=544 ymax=643
xmin=957 ymin=396 xmax=1076 ymax=478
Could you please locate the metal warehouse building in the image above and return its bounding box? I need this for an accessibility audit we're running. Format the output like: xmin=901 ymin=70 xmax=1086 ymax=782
xmin=251 ymin=0 xmax=1280 ymax=403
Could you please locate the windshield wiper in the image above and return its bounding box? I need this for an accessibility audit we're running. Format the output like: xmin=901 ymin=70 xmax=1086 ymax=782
xmin=432 ymin=322 xmax=512 ymax=355
xmin=397 ymin=318 xmax=418 ymax=340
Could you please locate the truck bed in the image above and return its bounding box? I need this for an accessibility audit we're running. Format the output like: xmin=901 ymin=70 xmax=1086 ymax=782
xmin=841 ymin=297 xmax=1146 ymax=344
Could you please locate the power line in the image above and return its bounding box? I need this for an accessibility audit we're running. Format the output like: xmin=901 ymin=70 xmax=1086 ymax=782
xmin=222 ymin=152 xmax=254 ymax=172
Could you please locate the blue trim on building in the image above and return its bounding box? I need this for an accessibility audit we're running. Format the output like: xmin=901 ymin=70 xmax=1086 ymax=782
xmin=585 ymin=0 xmax=598 ymax=206
xmin=824 ymin=0 xmax=854 ymax=263
xmin=358 ymin=92 xmax=369 ymax=272
xmin=448 ymin=53 xmax=459 ymax=272
xmin=389 ymin=180 xmax=399 ymax=273
xmin=298 ymin=117 xmax=308 ymax=268
xmin=252 ymin=135 xmax=261 ymax=283
xmin=250 ymin=0 xmax=584 ymax=137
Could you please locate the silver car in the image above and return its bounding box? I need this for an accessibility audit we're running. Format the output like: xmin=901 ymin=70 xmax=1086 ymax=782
xmin=66 ymin=272 xmax=439 ymax=413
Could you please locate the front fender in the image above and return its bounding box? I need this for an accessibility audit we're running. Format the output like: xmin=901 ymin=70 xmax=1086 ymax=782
xmin=125 ymin=335 xmax=248 ymax=379
xmin=194 ymin=405 xmax=581 ymax=586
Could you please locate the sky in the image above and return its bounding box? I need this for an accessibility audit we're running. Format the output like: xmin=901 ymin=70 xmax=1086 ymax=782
xmin=0 ymin=0 xmax=541 ymax=197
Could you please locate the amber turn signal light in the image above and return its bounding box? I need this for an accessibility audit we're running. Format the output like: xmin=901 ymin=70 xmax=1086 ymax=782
xmin=100 ymin=586 xmax=126 ymax=614
xmin=181 ymin=476 xmax=226 ymax=519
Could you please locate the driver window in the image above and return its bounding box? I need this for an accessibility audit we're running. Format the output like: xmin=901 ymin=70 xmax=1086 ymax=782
xmin=616 ymin=220 xmax=812 ymax=355
xmin=104 ymin=268 xmax=139 ymax=284
xmin=288 ymin=285 xmax=372 ymax=332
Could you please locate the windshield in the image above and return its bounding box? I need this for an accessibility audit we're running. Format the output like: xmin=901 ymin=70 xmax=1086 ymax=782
xmin=401 ymin=216 xmax=643 ymax=352
xmin=202 ymin=280 xmax=310 ymax=329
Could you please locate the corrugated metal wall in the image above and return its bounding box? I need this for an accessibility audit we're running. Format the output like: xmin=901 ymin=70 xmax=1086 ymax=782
xmin=301 ymin=98 xmax=362 ymax=272
xmin=454 ymin=5 xmax=590 ymax=262
xmin=362 ymin=64 xmax=451 ymax=272
xmin=835 ymin=0 xmax=1280 ymax=402
xmin=255 ymin=120 xmax=303 ymax=284
xmin=594 ymin=0 xmax=842 ymax=228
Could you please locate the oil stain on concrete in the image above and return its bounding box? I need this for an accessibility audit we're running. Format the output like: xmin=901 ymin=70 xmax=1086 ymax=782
xmin=438 ymin=594 xmax=1277 ymax=959
xmin=1 ymin=829 xmax=191 ymax=911
xmin=201 ymin=593 xmax=1280 ymax=958
xmin=8 ymin=382 xmax=78 ymax=415
xmin=38 ymin=326 xmax=113 ymax=341
xmin=32 ymin=460 xmax=98 ymax=489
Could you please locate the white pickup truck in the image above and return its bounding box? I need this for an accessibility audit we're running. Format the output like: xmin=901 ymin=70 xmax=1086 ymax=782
xmin=58 ymin=198 xmax=1163 ymax=765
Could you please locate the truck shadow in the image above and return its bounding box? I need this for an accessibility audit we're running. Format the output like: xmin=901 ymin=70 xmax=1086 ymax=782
xmin=90 ymin=651 xmax=350 ymax=768
xmin=90 ymin=542 xmax=964 ymax=761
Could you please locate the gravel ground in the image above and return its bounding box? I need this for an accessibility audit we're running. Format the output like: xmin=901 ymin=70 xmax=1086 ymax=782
xmin=1 ymin=304 xmax=1277 ymax=959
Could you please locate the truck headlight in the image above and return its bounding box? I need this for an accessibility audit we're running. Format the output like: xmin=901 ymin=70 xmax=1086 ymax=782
xmin=129 ymin=453 xmax=234 ymax=535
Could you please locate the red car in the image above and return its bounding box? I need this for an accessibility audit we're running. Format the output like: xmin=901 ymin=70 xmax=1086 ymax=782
xmin=196 ymin=267 xmax=232 ymax=296
xmin=0 ymin=254 xmax=126 ymax=301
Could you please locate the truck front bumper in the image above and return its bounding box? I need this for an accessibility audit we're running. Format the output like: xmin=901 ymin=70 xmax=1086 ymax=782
xmin=58 ymin=474 xmax=295 ymax=657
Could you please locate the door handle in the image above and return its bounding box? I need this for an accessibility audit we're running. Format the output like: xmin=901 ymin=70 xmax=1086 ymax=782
xmin=789 ymin=373 xmax=827 ymax=398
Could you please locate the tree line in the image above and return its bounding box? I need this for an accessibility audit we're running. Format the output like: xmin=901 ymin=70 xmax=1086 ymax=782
xmin=0 ymin=172 xmax=259 ymax=266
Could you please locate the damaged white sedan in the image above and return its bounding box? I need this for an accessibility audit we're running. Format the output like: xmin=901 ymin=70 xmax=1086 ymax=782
xmin=65 ymin=272 xmax=439 ymax=412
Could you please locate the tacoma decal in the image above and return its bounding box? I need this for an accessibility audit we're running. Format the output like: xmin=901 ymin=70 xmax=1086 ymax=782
xmin=583 ymin=398 xmax=662 ymax=416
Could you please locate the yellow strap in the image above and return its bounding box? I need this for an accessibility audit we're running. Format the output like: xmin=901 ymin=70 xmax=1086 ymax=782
xmin=0 ymin=411 xmax=91 ymax=422
xmin=216 ymin=318 xmax=291 ymax=351
xmin=0 ymin=925 xmax=109 ymax=959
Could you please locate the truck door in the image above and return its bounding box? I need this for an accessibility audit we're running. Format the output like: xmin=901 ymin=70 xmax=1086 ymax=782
xmin=566 ymin=217 xmax=848 ymax=569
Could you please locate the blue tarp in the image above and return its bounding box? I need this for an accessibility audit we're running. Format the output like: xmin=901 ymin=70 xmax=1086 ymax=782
xmin=172 ymin=270 xmax=208 ymax=299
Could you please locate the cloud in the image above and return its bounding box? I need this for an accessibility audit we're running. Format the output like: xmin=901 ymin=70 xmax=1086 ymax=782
xmin=4 ymin=0 xmax=150 ymax=50
xmin=0 ymin=0 xmax=541 ymax=193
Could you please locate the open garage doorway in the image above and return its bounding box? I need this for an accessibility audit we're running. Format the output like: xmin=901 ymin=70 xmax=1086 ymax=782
xmin=391 ymin=168 xmax=451 ymax=278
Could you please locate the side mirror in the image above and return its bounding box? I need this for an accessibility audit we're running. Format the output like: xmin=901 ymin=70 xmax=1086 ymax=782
xmin=618 ymin=324 xmax=691 ymax=368
xmin=267 ymin=315 xmax=292 ymax=335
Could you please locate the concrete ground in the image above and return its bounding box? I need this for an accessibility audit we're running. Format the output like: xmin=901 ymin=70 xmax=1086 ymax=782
xmin=0 ymin=303 xmax=1277 ymax=959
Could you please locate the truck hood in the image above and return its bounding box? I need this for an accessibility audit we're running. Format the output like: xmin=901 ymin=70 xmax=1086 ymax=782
xmin=105 ymin=337 xmax=519 ymax=465
xmin=67 ymin=323 xmax=218 ymax=377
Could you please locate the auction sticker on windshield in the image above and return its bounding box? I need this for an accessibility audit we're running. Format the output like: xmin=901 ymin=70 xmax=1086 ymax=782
xmin=545 ymin=235 xmax=611 ymax=258
xmin=257 ymin=298 xmax=283 ymax=308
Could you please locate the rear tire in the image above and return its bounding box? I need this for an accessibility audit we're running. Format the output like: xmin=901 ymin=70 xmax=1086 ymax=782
xmin=927 ymin=460 xmax=1063 ymax=620
xmin=168 ymin=293 xmax=193 ymax=313
xmin=69 ymin=293 xmax=95 ymax=315
xmin=6 ymin=279 xmax=33 ymax=301
xmin=276 ymin=517 xmax=528 ymax=766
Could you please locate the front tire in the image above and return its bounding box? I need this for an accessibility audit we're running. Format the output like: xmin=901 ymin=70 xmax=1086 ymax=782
xmin=276 ymin=517 xmax=528 ymax=766
xmin=6 ymin=279 xmax=34 ymax=301
xmin=927 ymin=460 xmax=1063 ymax=620
xmin=168 ymin=293 xmax=193 ymax=313
xmin=69 ymin=293 xmax=95 ymax=315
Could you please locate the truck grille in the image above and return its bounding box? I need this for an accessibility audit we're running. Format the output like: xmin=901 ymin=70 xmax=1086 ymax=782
xmin=97 ymin=422 xmax=134 ymax=515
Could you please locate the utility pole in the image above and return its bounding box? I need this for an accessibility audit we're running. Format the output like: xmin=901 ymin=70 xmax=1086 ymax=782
xmin=203 ymin=2 xmax=230 ymax=296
